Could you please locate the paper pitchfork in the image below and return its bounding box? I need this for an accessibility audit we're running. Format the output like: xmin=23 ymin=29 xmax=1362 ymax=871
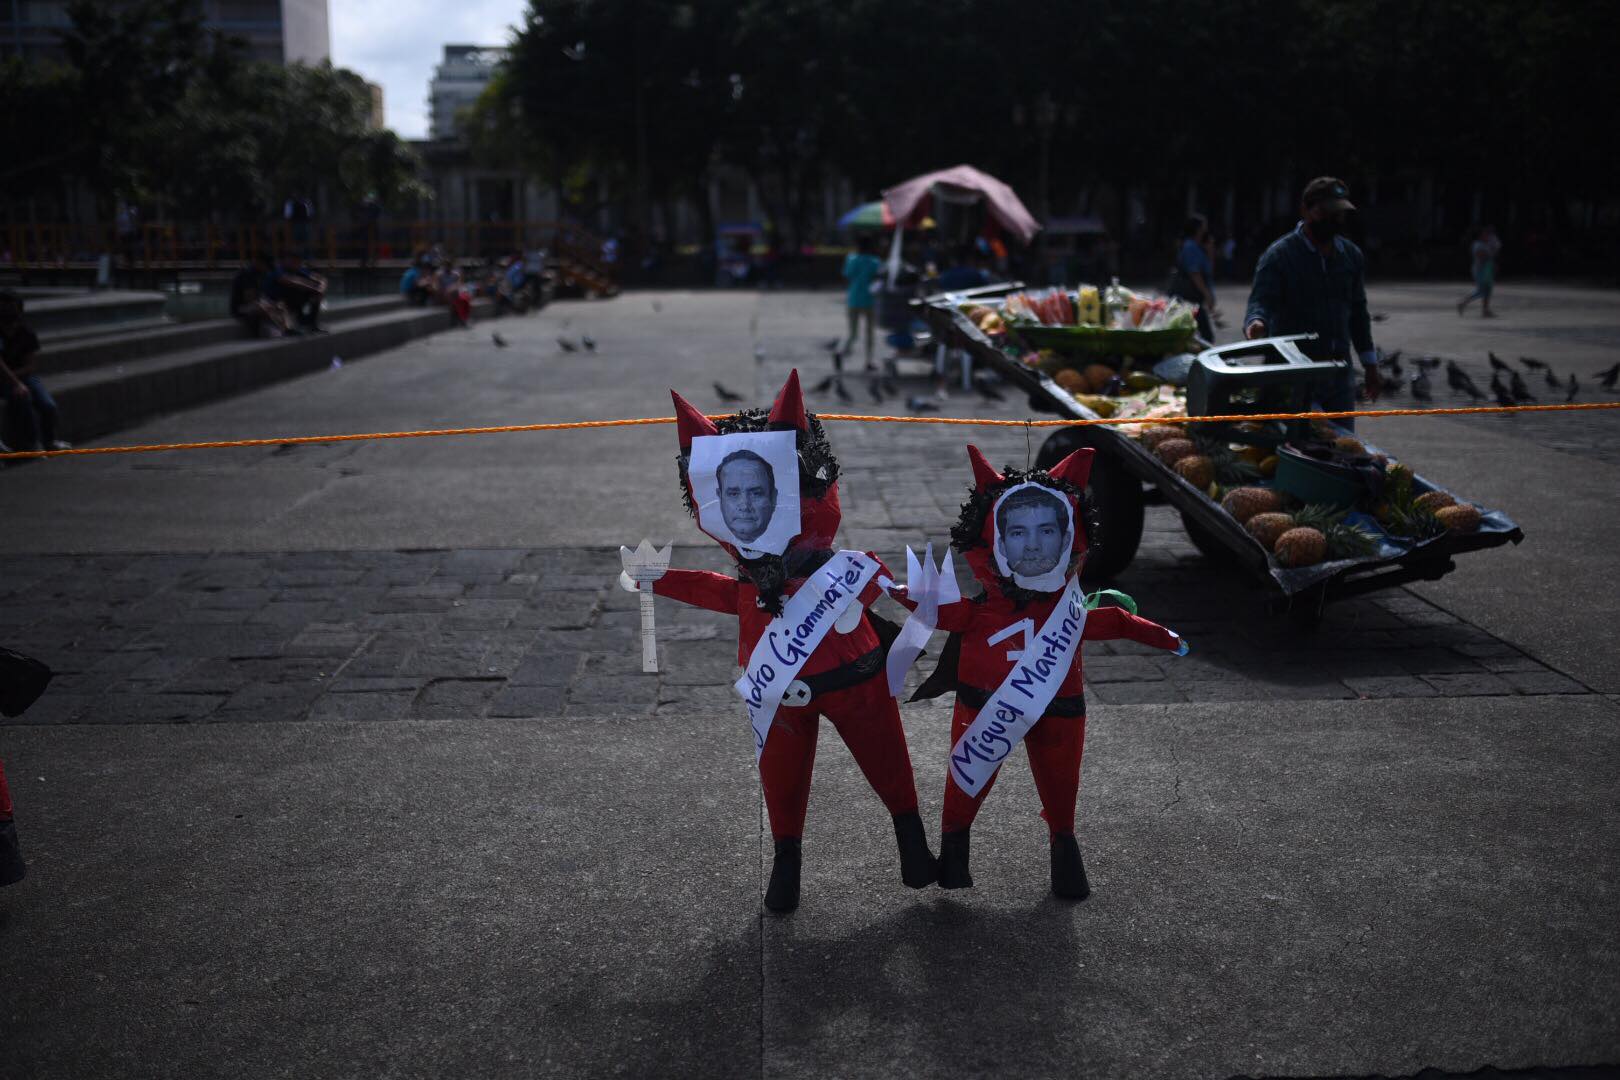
xmin=619 ymin=540 xmax=672 ymax=673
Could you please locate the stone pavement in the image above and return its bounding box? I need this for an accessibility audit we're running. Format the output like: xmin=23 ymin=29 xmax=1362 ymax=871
xmin=1 ymin=285 xmax=1617 ymax=1079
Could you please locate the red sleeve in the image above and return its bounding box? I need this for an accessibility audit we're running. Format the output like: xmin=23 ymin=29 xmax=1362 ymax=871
xmin=856 ymin=552 xmax=895 ymax=607
xmin=651 ymin=569 xmax=741 ymax=616
xmin=1083 ymin=606 xmax=1181 ymax=651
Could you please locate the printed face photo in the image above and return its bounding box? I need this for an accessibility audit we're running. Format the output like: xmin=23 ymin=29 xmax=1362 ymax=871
xmin=992 ymin=483 xmax=1074 ymax=589
xmin=716 ymin=451 xmax=776 ymax=544
xmin=687 ymin=430 xmax=801 ymax=556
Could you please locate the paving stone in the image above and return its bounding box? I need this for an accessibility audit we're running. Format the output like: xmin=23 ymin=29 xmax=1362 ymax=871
xmin=1396 ymin=647 xmax=1486 ymax=675
xmin=358 ymin=611 xmax=445 ymax=633
xmin=1344 ymin=675 xmax=1441 ymax=699
xmin=411 ymin=677 xmax=504 ymax=719
xmin=569 ymin=674 xmax=661 ymax=705
xmin=442 ymin=599 xmax=525 ymax=630
xmin=1499 ymin=670 xmax=1589 ymax=695
xmin=1479 ymin=653 xmax=1554 ymax=674
xmin=326 ymin=675 xmax=429 ymax=694
xmin=1419 ymin=672 xmax=1518 ymax=696
xmin=215 ymin=681 xmax=326 ymax=720
xmin=82 ymin=692 xmax=228 ymax=723
xmin=508 ymin=652 xmax=584 ymax=687
xmin=655 ymin=685 xmax=740 ymax=712
xmin=1090 ymin=681 xmax=1188 ymax=705
xmin=1083 ymin=656 xmax=1168 ymax=683
xmin=486 ymin=684 xmax=567 ymax=718
xmin=307 ymin=690 xmax=416 ymax=721
xmin=249 ymin=601 xmax=337 ymax=628
xmin=1 ymin=693 xmax=96 ymax=725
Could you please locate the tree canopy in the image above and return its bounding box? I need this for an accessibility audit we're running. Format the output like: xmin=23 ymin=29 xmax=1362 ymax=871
xmin=486 ymin=0 xmax=1617 ymax=253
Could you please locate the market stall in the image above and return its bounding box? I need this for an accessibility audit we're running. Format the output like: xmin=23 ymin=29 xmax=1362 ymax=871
xmin=917 ymin=284 xmax=1523 ymax=625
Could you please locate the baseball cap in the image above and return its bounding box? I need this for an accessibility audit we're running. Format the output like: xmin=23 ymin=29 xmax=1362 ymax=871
xmin=1302 ymin=177 xmax=1355 ymax=212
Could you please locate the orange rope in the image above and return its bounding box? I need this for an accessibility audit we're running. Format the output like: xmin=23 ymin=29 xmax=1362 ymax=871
xmin=1 ymin=401 xmax=1615 ymax=461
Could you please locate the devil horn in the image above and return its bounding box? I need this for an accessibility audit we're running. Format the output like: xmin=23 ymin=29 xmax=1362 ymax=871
xmin=966 ymin=444 xmax=1004 ymax=492
xmin=1048 ymin=446 xmax=1096 ymax=489
xmin=767 ymin=369 xmax=808 ymax=431
xmin=671 ymin=389 xmax=719 ymax=451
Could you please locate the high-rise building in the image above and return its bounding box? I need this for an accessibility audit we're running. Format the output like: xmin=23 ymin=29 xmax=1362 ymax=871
xmin=428 ymin=44 xmax=506 ymax=141
xmin=1 ymin=1 xmax=330 ymax=65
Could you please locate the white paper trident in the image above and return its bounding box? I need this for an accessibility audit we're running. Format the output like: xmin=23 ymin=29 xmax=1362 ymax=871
xmin=618 ymin=540 xmax=673 ymax=673
xmin=885 ymin=543 xmax=961 ymax=697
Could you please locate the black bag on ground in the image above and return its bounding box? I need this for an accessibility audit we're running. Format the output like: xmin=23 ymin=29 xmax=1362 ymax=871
xmin=0 ymin=647 xmax=53 ymax=717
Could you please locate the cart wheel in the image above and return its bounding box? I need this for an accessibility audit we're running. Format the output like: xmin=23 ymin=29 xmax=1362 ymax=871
xmin=1036 ymin=430 xmax=1143 ymax=582
xmin=1179 ymin=511 xmax=1241 ymax=567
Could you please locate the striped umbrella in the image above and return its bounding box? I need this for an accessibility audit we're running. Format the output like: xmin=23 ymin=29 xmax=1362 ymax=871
xmin=837 ymin=201 xmax=894 ymax=229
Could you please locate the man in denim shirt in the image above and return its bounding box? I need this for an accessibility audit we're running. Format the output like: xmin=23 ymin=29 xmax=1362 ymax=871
xmin=1245 ymin=177 xmax=1383 ymax=429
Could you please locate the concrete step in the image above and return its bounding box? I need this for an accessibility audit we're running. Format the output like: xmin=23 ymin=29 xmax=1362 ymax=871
xmin=42 ymin=294 xmax=406 ymax=374
xmin=16 ymin=290 xmax=169 ymax=334
xmin=49 ymin=300 xmax=491 ymax=445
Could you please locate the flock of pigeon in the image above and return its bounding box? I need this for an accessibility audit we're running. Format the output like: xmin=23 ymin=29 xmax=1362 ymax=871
xmin=1379 ymin=347 xmax=1620 ymax=407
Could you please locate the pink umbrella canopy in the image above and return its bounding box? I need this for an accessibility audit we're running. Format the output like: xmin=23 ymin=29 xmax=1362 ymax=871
xmin=881 ymin=165 xmax=1042 ymax=245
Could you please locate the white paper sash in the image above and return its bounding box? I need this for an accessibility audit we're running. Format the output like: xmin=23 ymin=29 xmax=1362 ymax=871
xmin=947 ymin=575 xmax=1089 ymax=797
xmin=886 ymin=543 xmax=960 ymax=697
xmin=735 ymin=550 xmax=883 ymax=761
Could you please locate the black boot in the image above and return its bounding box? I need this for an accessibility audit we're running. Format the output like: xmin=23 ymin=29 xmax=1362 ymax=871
xmin=0 ymin=821 xmax=25 ymax=887
xmin=1050 ymin=833 xmax=1090 ymax=900
xmin=938 ymin=828 xmax=974 ymax=889
xmin=764 ymin=838 xmax=801 ymax=913
xmin=892 ymin=811 xmax=938 ymax=888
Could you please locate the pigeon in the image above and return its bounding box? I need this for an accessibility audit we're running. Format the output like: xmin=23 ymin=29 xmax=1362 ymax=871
xmin=491 ymin=333 xmax=508 ymax=348
xmin=1488 ymin=352 xmax=1510 ymax=373
xmin=1380 ymin=353 xmax=1403 ymax=380
xmin=753 ymin=346 xmax=766 ymax=364
xmin=1410 ymin=369 xmax=1433 ymax=401
xmin=651 ymin=300 xmax=663 ymax=313
xmin=557 ymin=337 xmax=577 ymax=353
xmin=1491 ymin=376 xmax=1517 ymax=408
xmin=822 ymin=338 xmax=842 ymax=352
xmin=1518 ymin=355 xmax=1547 ymax=371
xmin=1598 ymin=362 xmax=1620 ymax=390
xmin=1446 ymin=360 xmax=1485 ymax=400
xmin=881 ymin=376 xmax=899 ymax=398
xmin=1566 ymin=374 xmax=1580 ymax=402
xmin=1414 ymin=355 xmax=1442 ymax=371
xmin=1371 ymin=312 xmax=1389 ymax=322
xmin=834 ymin=380 xmax=855 ymax=404
xmin=808 ymin=373 xmax=836 ymax=394
xmin=713 ymin=382 xmax=744 ymax=403
xmin=581 ymin=335 xmax=596 ymax=352
xmin=906 ymin=395 xmax=942 ymax=413
xmin=867 ymin=377 xmax=885 ymax=404
xmin=1543 ymin=367 xmax=1560 ymax=390
xmin=1508 ymin=370 xmax=1535 ymax=402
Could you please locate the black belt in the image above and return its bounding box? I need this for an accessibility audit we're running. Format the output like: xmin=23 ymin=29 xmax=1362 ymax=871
xmin=798 ymin=647 xmax=884 ymax=700
xmin=955 ymin=682 xmax=1087 ymax=717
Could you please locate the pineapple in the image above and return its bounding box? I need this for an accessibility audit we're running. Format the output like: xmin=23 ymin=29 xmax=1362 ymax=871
xmin=1274 ymin=527 xmax=1327 ymax=567
xmin=1220 ymin=486 xmax=1284 ymax=524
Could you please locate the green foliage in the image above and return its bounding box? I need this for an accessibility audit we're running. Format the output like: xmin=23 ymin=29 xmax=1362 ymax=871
xmin=6 ymin=0 xmax=425 ymax=221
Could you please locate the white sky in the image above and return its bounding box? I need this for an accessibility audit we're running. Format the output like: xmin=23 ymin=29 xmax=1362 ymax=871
xmin=329 ymin=0 xmax=529 ymax=139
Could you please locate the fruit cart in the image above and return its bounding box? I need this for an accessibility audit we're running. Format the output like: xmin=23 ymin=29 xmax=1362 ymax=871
xmin=916 ymin=287 xmax=1523 ymax=625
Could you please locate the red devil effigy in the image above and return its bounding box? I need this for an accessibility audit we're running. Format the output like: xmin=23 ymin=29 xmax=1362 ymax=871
xmin=890 ymin=443 xmax=1187 ymax=899
xmin=620 ymin=370 xmax=937 ymax=912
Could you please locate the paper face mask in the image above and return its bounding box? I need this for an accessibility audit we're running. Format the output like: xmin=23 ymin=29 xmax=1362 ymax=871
xmin=687 ymin=430 xmax=801 ymax=558
xmin=990 ymin=481 xmax=1075 ymax=592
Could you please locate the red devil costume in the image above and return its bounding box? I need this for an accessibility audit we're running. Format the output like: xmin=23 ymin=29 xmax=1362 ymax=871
xmin=629 ymin=371 xmax=936 ymax=912
xmin=896 ymin=445 xmax=1184 ymax=899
